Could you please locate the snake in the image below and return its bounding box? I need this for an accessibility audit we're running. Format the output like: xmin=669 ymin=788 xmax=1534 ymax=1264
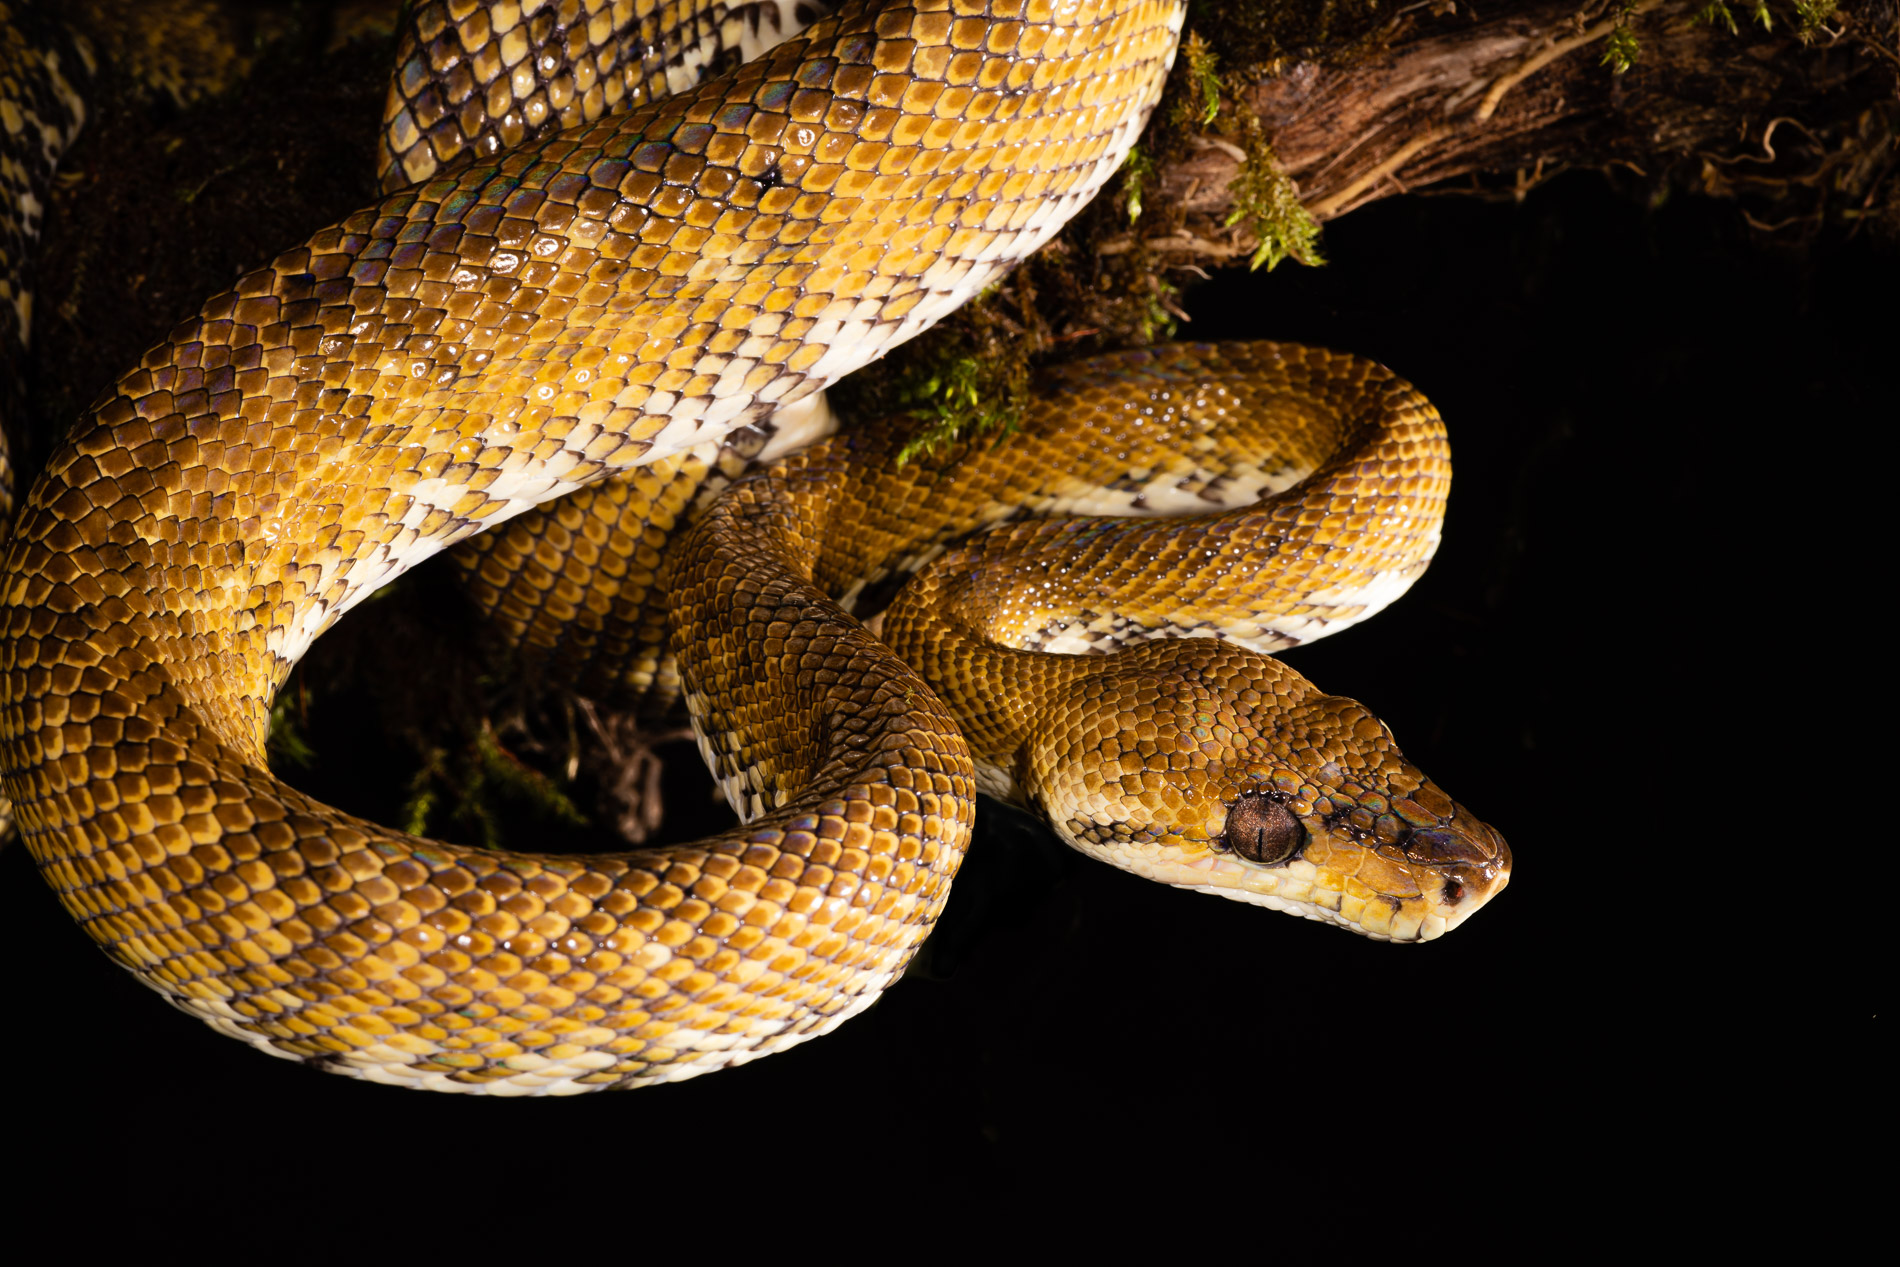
xmin=0 ymin=0 xmax=1509 ymax=1094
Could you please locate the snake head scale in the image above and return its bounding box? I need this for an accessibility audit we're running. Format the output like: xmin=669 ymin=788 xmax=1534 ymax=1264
xmin=1010 ymin=638 xmax=1512 ymax=943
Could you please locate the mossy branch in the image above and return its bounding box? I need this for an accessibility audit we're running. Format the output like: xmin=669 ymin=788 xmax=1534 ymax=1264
xmin=1134 ymin=27 xmax=1327 ymax=271
xmin=1094 ymin=0 xmax=1892 ymax=262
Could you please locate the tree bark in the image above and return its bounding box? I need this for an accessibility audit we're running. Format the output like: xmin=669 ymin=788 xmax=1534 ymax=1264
xmin=1102 ymin=0 xmax=1898 ymax=267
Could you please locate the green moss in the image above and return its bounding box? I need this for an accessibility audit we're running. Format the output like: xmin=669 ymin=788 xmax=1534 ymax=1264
xmin=832 ymin=285 xmax=1033 ymax=463
xmin=1152 ymin=17 xmax=1327 ymax=271
xmin=893 ymin=351 xmax=1025 ymax=462
xmin=267 ymin=694 xmax=317 ymax=770
xmin=1601 ymin=5 xmax=1642 ymax=74
xmin=400 ymin=750 xmax=447 ymax=840
xmin=399 ymin=722 xmax=588 ymax=849
xmin=1788 ymin=0 xmax=1841 ymax=34
xmin=1173 ymin=31 xmax=1223 ymax=127
xmin=1695 ymin=0 xmax=1749 ymax=33
xmin=1223 ymin=113 xmax=1326 ymax=272
xmin=1695 ymin=0 xmax=1836 ymax=36
xmin=1120 ymin=142 xmax=1157 ymax=223
xmin=474 ymin=722 xmax=589 ymax=828
xmin=1140 ymin=281 xmax=1182 ymax=343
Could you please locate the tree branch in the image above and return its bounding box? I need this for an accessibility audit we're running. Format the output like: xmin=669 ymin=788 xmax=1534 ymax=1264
xmin=1102 ymin=0 xmax=1897 ymax=265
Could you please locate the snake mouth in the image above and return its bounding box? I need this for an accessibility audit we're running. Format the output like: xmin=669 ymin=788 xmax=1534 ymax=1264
xmin=1130 ymin=814 xmax=1512 ymax=942
xmin=1089 ymin=846 xmax=1433 ymax=942
xmin=1489 ymin=823 xmax=1514 ymax=874
xmin=1051 ymin=799 xmax=1511 ymax=942
xmin=1180 ymin=877 xmax=1445 ymax=942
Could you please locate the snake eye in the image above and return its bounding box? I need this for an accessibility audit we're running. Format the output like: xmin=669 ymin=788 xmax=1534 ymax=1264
xmin=1223 ymin=792 xmax=1304 ymax=866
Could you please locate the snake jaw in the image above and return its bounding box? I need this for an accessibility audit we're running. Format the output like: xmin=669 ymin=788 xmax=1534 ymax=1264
xmin=1054 ymin=819 xmax=1468 ymax=942
xmin=1176 ymin=822 xmax=1508 ymax=942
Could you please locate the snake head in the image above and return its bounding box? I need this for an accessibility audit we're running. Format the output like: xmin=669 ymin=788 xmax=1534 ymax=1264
xmin=1018 ymin=639 xmax=1510 ymax=942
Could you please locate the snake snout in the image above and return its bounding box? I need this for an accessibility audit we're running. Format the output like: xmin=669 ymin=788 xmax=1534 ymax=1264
xmin=1414 ymin=818 xmax=1511 ymax=927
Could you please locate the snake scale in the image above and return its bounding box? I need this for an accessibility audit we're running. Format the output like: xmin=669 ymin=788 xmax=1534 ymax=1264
xmin=0 ymin=0 xmax=1508 ymax=1093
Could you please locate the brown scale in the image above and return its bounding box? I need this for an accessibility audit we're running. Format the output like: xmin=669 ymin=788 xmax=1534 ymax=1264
xmin=410 ymin=0 xmax=1134 ymax=711
xmin=0 ymin=0 xmax=1185 ymax=1092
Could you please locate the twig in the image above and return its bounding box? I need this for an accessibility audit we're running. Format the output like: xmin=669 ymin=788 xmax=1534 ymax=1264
xmin=1189 ymin=134 xmax=1250 ymax=164
xmin=1472 ymin=0 xmax=1668 ymax=124
xmin=1302 ymin=116 xmax=1396 ymax=185
xmin=1310 ymin=125 xmax=1449 ymax=219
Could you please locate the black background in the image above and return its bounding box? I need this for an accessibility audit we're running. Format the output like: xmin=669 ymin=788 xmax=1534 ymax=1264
xmin=4 ymin=11 xmax=1880 ymax=1245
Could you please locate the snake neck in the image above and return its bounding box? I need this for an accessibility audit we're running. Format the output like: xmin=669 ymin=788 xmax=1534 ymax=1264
xmin=663 ymin=475 xmax=976 ymax=822
xmin=872 ymin=542 xmax=1089 ymax=800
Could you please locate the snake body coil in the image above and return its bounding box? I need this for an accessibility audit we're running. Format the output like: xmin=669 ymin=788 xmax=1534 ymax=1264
xmin=0 ymin=0 xmax=1192 ymax=1092
xmin=0 ymin=0 xmax=1509 ymax=1094
xmin=702 ymin=342 xmax=1509 ymax=943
